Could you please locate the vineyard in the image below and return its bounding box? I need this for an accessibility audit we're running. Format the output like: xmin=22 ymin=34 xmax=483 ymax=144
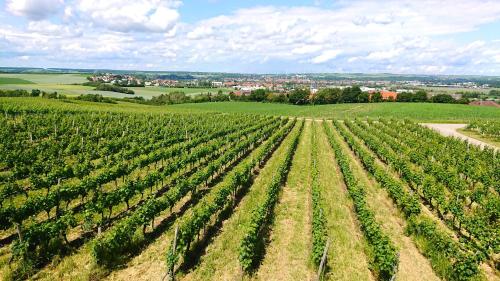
xmin=0 ymin=105 xmax=499 ymax=281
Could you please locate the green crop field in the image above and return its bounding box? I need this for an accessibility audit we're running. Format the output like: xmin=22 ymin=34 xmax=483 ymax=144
xmin=0 ymin=73 xmax=233 ymax=99
xmin=0 ymin=97 xmax=498 ymax=281
xmin=0 ymin=77 xmax=35 ymax=85
xmin=0 ymin=73 xmax=88 ymax=84
xmin=172 ymin=101 xmax=500 ymax=122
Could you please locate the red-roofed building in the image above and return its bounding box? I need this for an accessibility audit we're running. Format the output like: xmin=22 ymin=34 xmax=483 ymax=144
xmin=368 ymin=90 xmax=398 ymax=101
xmin=380 ymin=90 xmax=398 ymax=100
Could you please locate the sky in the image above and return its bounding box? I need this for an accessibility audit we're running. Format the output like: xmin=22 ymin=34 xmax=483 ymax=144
xmin=1 ymin=0 xmax=500 ymax=75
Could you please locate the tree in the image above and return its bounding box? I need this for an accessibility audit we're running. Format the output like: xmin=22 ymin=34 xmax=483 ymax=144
xmin=213 ymin=91 xmax=229 ymax=102
xmin=312 ymin=89 xmax=329 ymax=104
xmin=288 ymin=88 xmax=310 ymax=105
xmin=397 ymin=92 xmax=413 ymax=102
xmin=249 ymin=89 xmax=267 ymax=102
xmin=413 ymin=90 xmax=428 ymax=102
xmin=342 ymin=86 xmax=362 ymax=103
xmin=431 ymin=94 xmax=455 ymax=103
xmin=371 ymin=92 xmax=383 ymax=103
xmin=314 ymin=88 xmax=342 ymax=104
xmin=167 ymin=91 xmax=190 ymax=104
xmin=489 ymin=89 xmax=500 ymax=97
xmin=31 ymin=89 xmax=41 ymax=97
xmin=357 ymin=92 xmax=370 ymax=103
xmin=266 ymin=92 xmax=287 ymax=103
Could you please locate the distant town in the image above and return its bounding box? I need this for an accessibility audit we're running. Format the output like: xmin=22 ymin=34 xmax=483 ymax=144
xmin=88 ymin=72 xmax=499 ymax=102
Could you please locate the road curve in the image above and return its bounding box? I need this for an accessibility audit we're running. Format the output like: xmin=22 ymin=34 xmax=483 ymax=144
xmin=420 ymin=123 xmax=498 ymax=151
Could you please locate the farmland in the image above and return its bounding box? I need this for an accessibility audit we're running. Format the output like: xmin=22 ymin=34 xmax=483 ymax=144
xmin=0 ymin=97 xmax=498 ymax=281
xmin=0 ymin=73 xmax=232 ymax=99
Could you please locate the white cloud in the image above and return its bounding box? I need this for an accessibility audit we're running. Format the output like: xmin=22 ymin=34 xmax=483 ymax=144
xmin=365 ymin=49 xmax=402 ymax=60
xmin=27 ymin=20 xmax=82 ymax=37
xmin=7 ymin=0 xmax=64 ymax=20
xmin=187 ymin=26 xmax=214 ymax=39
xmin=2 ymin=0 xmax=500 ymax=73
xmin=76 ymin=0 xmax=180 ymax=32
xmin=291 ymin=45 xmax=323 ymax=55
xmin=311 ymin=50 xmax=342 ymax=64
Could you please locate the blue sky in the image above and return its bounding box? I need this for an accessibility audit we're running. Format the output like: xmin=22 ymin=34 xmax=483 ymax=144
xmin=1 ymin=0 xmax=500 ymax=74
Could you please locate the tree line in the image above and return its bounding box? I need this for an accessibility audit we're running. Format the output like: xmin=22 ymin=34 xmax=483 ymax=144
xmin=234 ymin=87 xmax=470 ymax=105
xmin=0 ymin=89 xmax=66 ymax=99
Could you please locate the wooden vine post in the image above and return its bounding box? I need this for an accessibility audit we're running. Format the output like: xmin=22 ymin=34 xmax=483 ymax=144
xmin=316 ymin=239 xmax=330 ymax=281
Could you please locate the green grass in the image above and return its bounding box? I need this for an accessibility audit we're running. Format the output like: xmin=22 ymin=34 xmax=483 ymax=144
xmin=172 ymin=102 xmax=500 ymax=122
xmin=1 ymin=98 xmax=498 ymax=123
xmin=0 ymin=77 xmax=35 ymax=85
xmin=128 ymin=86 xmax=233 ymax=98
xmin=0 ymin=97 xmax=208 ymax=114
xmin=315 ymin=121 xmax=373 ymax=281
xmin=457 ymin=128 xmax=500 ymax=148
xmin=0 ymin=73 xmax=87 ymax=84
xmin=421 ymin=86 xmax=498 ymax=94
xmin=181 ymin=121 xmax=303 ymax=281
xmin=0 ymin=75 xmax=232 ymax=99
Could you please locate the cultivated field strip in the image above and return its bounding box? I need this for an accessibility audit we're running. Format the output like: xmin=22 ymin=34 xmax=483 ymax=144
xmin=323 ymin=121 xmax=399 ymax=280
xmin=252 ymin=120 xmax=311 ymax=280
xmin=332 ymin=121 xmax=441 ymax=281
xmin=355 ymin=119 xmax=499 ymax=260
xmin=180 ymin=120 xmax=306 ymax=280
xmin=0 ymin=109 xmax=288 ymax=280
xmin=315 ymin=121 xmax=373 ymax=281
xmin=1 ymin=106 xmax=498 ymax=281
xmin=167 ymin=119 xmax=301 ymax=276
xmin=338 ymin=119 xmax=497 ymax=281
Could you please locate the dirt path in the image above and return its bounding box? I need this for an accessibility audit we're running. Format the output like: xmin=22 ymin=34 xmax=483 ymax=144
xmin=317 ymin=121 xmax=373 ymax=281
xmin=254 ymin=120 xmax=314 ymax=281
xmin=333 ymin=122 xmax=441 ymax=281
xmin=421 ymin=123 xmax=498 ymax=150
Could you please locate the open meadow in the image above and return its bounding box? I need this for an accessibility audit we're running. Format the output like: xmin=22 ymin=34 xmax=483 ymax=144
xmin=0 ymin=73 xmax=232 ymax=99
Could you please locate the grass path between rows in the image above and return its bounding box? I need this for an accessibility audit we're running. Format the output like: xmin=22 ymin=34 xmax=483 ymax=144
xmin=28 ymin=122 xmax=293 ymax=281
xmin=331 ymin=121 xmax=441 ymax=281
xmin=316 ymin=121 xmax=373 ymax=281
xmin=253 ymin=120 xmax=314 ymax=281
xmin=180 ymin=122 xmax=304 ymax=281
xmin=104 ymin=120 xmax=304 ymax=281
xmin=353 ymin=122 xmax=500 ymax=281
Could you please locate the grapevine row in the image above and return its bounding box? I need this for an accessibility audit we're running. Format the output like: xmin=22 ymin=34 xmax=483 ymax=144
xmin=238 ymin=120 xmax=303 ymax=272
xmin=341 ymin=120 xmax=484 ymax=280
xmin=349 ymin=119 xmax=498 ymax=260
xmin=165 ymin=119 xmax=299 ymax=275
xmin=323 ymin=121 xmax=398 ymax=280
xmin=310 ymin=121 xmax=328 ymax=266
xmin=91 ymin=118 xmax=289 ymax=266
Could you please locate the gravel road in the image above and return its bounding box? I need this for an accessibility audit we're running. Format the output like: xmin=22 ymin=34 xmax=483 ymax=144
xmin=420 ymin=123 xmax=497 ymax=150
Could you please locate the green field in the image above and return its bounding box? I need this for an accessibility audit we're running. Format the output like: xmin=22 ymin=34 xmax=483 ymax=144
xmin=0 ymin=108 xmax=497 ymax=281
xmin=131 ymin=86 xmax=233 ymax=97
xmin=0 ymin=77 xmax=35 ymax=85
xmin=172 ymin=101 xmax=500 ymax=122
xmin=0 ymin=73 xmax=88 ymax=84
xmin=0 ymin=98 xmax=498 ymax=122
xmin=0 ymin=73 xmax=232 ymax=99
xmin=422 ymin=86 xmax=499 ymax=94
